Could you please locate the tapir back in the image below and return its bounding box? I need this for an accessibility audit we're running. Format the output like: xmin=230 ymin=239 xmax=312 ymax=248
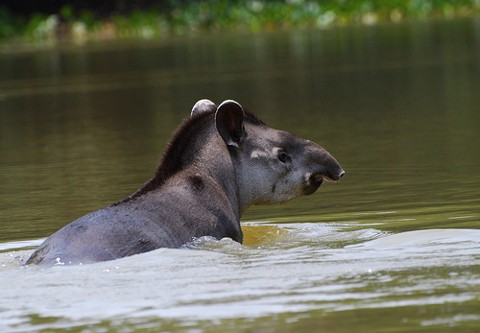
xmin=27 ymin=175 xmax=242 ymax=265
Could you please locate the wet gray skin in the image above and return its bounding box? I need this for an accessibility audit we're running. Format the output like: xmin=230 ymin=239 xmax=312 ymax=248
xmin=26 ymin=99 xmax=344 ymax=265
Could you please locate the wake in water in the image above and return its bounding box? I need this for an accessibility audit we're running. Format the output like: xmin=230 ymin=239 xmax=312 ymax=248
xmin=1 ymin=222 xmax=480 ymax=332
xmin=2 ymin=222 xmax=480 ymax=268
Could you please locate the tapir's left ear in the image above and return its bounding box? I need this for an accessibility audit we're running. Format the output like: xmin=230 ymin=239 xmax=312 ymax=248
xmin=215 ymin=100 xmax=245 ymax=148
xmin=191 ymin=99 xmax=217 ymax=116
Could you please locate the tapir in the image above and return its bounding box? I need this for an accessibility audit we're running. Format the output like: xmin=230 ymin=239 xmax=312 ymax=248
xmin=26 ymin=99 xmax=344 ymax=265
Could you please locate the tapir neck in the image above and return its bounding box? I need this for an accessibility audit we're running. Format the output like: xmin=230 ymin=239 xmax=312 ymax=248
xmin=210 ymin=156 xmax=243 ymax=218
xmin=126 ymin=119 xmax=249 ymax=222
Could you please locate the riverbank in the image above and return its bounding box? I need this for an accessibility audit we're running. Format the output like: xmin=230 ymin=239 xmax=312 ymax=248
xmin=1 ymin=0 xmax=480 ymax=43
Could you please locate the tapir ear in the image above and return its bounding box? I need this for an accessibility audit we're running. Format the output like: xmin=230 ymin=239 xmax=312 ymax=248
xmin=215 ymin=100 xmax=245 ymax=148
xmin=191 ymin=99 xmax=217 ymax=116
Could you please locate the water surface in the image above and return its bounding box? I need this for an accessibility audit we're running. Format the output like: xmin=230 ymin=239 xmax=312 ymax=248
xmin=1 ymin=18 xmax=480 ymax=332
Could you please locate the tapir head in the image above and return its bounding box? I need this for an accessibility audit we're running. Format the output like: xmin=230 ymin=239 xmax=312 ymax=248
xmin=192 ymin=99 xmax=345 ymax=209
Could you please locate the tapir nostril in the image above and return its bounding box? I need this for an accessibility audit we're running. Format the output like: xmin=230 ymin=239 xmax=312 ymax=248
xmin=339 ymin=170 xmax=345 ymax=179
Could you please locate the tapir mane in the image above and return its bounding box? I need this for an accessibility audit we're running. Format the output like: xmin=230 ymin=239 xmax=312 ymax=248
xmin=121 ymin=108 xmax=265 ymax=203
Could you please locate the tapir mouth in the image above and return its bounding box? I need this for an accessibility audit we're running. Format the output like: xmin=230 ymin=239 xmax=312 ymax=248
xmin=316 ymin=174 xmax=337 ymax=182
xmin=302 ymin=173 xmax=324 ymax=195
xmin=302 ymin=170 xmax=345 ymax=195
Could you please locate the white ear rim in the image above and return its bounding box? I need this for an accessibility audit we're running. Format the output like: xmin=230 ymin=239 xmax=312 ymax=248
xmin=191 ymin=99 xmax=217 ymax=116
xmin=217 ymin=99 xmax=242 ymax=110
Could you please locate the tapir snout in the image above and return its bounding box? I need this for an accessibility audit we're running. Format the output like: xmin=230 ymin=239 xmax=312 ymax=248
xmin=302 ymin=142 xmax=345 ymax=195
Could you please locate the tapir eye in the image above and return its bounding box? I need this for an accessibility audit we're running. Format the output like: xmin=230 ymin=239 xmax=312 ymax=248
xmin=277 ymin=150 xmax=291 ymax=163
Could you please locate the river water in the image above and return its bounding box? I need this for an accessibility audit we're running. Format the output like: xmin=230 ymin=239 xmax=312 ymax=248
xmin=1 ymin=18 xmax=480 ymax=332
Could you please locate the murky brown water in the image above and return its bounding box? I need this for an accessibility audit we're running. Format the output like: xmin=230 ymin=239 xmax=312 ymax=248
xmin=1 ymin=18 xmax=480 ymax=332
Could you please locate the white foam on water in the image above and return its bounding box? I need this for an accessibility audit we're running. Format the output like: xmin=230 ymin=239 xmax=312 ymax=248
xmin=1 ymin=224 xmax=480 ymax=331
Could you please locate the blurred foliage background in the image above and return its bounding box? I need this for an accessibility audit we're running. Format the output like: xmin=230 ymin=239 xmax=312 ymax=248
xmin=1 ymin=0 xmax=480 ymax=42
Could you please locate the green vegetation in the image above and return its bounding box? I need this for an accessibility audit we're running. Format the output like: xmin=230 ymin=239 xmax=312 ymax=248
xmin=1 ymin=0 xmax=480 ymax=42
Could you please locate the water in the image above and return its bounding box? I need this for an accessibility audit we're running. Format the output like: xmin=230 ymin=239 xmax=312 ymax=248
xmin=1 ymin=18 xmax=480 ymax=332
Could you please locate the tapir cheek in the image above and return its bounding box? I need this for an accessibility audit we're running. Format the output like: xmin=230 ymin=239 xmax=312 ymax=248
xmin=272 ymin=177 xmax=305 ymax=200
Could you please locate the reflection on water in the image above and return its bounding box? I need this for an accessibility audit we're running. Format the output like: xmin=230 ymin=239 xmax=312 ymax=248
xmin=1 ymin=18 xmax=480 ymax=332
